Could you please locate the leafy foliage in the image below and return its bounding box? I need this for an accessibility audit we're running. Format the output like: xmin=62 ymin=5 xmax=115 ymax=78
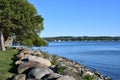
xmin=0 ymin=0 xmax=47 ymax=47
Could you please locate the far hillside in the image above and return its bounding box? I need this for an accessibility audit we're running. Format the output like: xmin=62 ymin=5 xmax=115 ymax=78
xmin=43 ymin=36 xmax=120 ymax=42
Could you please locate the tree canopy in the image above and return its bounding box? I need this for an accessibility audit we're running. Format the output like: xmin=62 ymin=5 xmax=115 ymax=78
xmin=0 ymin=0 xmax=47 ymax=50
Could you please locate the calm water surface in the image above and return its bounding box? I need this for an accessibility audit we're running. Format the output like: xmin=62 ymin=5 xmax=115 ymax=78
xmin=33 ymin=41 xmax=120 ymax=80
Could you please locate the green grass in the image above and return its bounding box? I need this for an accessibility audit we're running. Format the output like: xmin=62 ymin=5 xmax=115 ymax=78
xmin=0 ymin=48 xmax=18 ymax=80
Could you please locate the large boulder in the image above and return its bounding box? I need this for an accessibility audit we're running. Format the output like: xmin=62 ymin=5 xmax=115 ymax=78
xmin=18 ymin=63 xmax=33 ymax=74
xmin=20 ymin=48 xmax=34 ymax=54
xmin=63 ymin=67 xmax=83 ymax=80
xmin=13 ymin=74 xmax=26 ymax=80
xmin=57 ymin=75 xmax=76 ymax=80
xmin=41 ymin=73 xmax=62 ymax=80
xmin=28 ymin=67 xmax=53 ymax=79
xmin=28 ymin=55 xmax=51 ymax=67
xmin=17 ymin=61 xmax=44 ymax=74
xmin=17 ymin=48 xmax=34 ymax=59
xmin=83 ymin=71 xmax=94 ymax=76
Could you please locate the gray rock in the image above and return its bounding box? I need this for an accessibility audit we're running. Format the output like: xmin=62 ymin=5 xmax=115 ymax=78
xmin=57 ymin=75 xmax=76 ymax=80
xmin=18 ymin=63 xmax=32 ymax=74
xmin=17 ymin=48 xmax=34 ymax=59
xmin=42 ymin=73 xmax=62 ymax=80
xmin=28 ymin=55 xmax=51 ymax=67
xmin=28 ymin=67 xmax=53 ymax=79
xmin=17 ymin=61 xmax=44 ymax=74
xmin=13 ymin=74 xmax=26 ymax=80
xmin=26 ymin=78 xmax=41 ymax=80
xmin=21 ymin=48 xmax=34 ymax=54
xmin=63 ymin=67 xmax=82 ymax=80
xmin=15 ymin=60 xmax=24 ymax=65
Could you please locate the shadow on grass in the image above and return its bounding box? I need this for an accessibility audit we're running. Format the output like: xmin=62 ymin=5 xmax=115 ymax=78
xmin=7 ymin=77 xmax=14 ymax=80
xmin=7 ymin=51 xmax=20 ymax=80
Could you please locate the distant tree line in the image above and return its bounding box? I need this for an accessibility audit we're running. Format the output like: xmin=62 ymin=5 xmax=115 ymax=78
xmin=44 ymin=36 xmax=120 ymax=42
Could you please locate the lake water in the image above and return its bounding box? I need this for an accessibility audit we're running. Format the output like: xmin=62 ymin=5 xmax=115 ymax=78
xmin=33 ymin=41 xmax=120 ymax=80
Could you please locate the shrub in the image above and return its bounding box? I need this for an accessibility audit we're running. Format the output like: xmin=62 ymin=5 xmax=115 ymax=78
xmin=51 ymin=54 xmax=58 ymax=65
xmin=58 ymin=66 xmax=67 ymax=74
xmin=83 ymin=75 xmax=94 ymax=80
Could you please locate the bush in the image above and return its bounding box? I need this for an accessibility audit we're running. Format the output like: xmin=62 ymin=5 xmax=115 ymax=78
xmin=58 ymin=66 xmax=67 ymax=74
xmin=51 ymin=54 xmax=58 ymax=65
xmin=83 ymin=75 xmax=94 ymax=80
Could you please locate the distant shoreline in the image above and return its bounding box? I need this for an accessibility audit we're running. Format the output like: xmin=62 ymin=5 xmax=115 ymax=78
xmin=43 ymin=36 xmax=120 ymax=42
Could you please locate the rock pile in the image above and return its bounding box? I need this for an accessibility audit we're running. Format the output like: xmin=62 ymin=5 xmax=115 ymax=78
xmin=13 ymin=48 xmax=110 ymax=80
xmin=13 ymin=48 xmax=75 ymax=80
xmin=48 ymin=55 xmax=110 ymax=80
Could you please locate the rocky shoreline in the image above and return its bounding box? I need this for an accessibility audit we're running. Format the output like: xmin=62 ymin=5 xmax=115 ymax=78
xmin=13 ymin=48 xmax=110 ymax=80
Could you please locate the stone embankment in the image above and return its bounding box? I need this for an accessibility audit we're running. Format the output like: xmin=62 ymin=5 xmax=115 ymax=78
xmin=13 ymin=48 xmax=110 ymax=80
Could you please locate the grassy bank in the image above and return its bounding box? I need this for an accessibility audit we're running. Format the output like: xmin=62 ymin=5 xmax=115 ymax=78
xmin=0 ymin=48 xmax=18 ymax=80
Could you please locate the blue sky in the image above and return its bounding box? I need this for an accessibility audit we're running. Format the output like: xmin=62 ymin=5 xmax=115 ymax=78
xmin=29 ymin=0 xmax=120 ymax=37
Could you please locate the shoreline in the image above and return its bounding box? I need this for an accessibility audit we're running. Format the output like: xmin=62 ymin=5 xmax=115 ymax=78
xmin=13 ymin=47 xmax=110 ymax=80
xmin=49 ymin=55 xmax=110 ymax=80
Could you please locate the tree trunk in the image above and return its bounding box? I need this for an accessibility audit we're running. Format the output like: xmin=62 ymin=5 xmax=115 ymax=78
xmin=5 ymin=37 xmax=13 ymax=48
xmin=0 ymin=30 xmax=6 ymax=51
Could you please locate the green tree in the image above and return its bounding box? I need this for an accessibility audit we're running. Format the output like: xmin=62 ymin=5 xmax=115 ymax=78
xmin=0 ymin=0 xmax=47 ymax=50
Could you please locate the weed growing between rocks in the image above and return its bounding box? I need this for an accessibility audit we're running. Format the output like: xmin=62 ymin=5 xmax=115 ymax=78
xmin=51 ymin=54 xmax=58 ymax=66
xmin=83 ymin=74 xmax=94 ymax=80
xmin=76 ymin=71 xmax=82 ymax=76
xmin=58 ymin=66 xmax=67 ymax=74
xmin=41 ymin=51 xmax=50 ymax=58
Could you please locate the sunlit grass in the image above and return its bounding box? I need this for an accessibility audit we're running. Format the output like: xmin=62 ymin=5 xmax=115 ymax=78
xmin=0 ymin=48 xmax=18 ymax=80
